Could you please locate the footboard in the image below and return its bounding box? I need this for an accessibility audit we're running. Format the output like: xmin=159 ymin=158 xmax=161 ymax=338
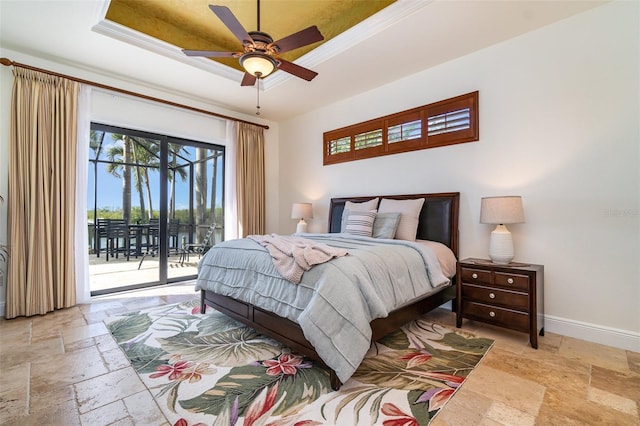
xmin=201 ymin=283 xmax=456 ymax=391
xmin=201 ymin=290 xmax=342 ymax=390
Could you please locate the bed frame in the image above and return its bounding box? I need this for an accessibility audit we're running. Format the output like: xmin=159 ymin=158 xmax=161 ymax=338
xmin=200 ymin=192 xmax=459 ymax=390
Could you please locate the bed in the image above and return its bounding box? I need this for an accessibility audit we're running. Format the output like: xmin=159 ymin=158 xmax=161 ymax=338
xmin=196 ymin=192 xmax=459 ymax=390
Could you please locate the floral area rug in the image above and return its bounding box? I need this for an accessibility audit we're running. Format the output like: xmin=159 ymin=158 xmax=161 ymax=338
xmin=105 ymin=299 xmax=493 ymax=426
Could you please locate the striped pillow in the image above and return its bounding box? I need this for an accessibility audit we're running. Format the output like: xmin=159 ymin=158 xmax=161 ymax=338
xmin=344 ymin=210 xmax=377 ymax=237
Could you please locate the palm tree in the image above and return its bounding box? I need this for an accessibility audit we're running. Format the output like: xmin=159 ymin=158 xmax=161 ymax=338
xmin=168 ymin=143 xmax=188 ymax=219
xmin=105 ymin=134 xmax=132 ymax=222
xmin=131 ymin=141 xmax=147 ymax=220
xmin=131 ymin=137 xmax=161 ymax=220
xmin=195 ymin=147 xmax=208 ymax=242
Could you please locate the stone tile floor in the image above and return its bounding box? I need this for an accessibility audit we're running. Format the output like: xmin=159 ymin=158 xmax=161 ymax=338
xmin=1 ymin=282 xmax=638 ymax=425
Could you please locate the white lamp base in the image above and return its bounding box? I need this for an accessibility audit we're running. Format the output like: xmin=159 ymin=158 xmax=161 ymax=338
xmin=489 ymin=224 xmax=514 ymax=264
xmin=296 ymin=219 xmax=308 ymax=234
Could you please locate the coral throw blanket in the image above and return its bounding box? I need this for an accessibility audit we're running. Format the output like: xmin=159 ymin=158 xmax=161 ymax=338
xmin=248 ymin=234 xmax=348 ymax=283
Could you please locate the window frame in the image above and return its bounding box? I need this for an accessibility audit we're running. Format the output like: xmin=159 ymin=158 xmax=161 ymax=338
xmin=323 ymin=91 xmax=479 ymax=165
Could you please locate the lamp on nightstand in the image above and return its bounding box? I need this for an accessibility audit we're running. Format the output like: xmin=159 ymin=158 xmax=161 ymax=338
xmin=480 ymin=196 xmax=525 ymax=264
xmin=291 ymin=203 xmax=313 ymax=233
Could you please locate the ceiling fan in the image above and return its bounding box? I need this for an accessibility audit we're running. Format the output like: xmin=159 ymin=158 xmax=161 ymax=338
xmin=183 ymin=1 xmax=324 ymax=86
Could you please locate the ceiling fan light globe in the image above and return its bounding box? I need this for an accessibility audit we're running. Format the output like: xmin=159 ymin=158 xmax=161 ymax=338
xmin=240 ymin=53 xmax=276 ymax=77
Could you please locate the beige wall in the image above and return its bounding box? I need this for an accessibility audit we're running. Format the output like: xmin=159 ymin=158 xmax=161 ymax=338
xmin=277 ymin=1 xmax=639 ymax=350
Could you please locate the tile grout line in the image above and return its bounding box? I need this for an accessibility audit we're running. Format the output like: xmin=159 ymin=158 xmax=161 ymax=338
xmin=24 ymin=362 xmax=31 ymax=416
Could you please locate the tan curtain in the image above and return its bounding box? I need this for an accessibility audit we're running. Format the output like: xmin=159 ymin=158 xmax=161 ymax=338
xmin=6 ymin=67 xmax=79 ymax=318
xmin=236 ymin=122 xmax=265 ymax=237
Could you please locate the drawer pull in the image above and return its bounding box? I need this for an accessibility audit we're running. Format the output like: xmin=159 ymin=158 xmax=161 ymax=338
xmin=507 ymin=278 xmax=514 ymax=284
xmin=489 ymin=311 xmax=496 ymax=318
xmin=472 ymin=273 xmax=478 ymax=279
xmin=489 ymin=292 xmax=496 ymax=299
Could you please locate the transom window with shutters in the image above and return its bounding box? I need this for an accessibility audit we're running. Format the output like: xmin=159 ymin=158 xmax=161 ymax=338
xmin=323 ymin=91 xmax=479 ymax=165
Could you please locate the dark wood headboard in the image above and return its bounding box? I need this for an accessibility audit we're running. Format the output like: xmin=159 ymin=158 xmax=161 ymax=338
xmin=328 ymin=192 xmax=460 ymax=258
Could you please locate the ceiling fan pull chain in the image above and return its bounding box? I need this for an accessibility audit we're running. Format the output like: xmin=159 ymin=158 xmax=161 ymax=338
xmin=256 ymin=72 xmax=261 ymax=115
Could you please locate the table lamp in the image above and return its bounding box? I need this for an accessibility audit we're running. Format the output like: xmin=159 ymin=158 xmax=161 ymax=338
xmin=291 ymin=203 xmax=313 ymax=233
xmin=480 ymin=196 xmax=525 ymax=264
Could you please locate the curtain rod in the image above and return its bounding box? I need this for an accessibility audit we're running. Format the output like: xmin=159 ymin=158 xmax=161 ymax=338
xmin=0 ymin=57 xmax=269 ymax=130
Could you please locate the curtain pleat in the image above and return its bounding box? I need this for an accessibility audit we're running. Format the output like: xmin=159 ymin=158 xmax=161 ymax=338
xmin=236 ymin=123 xmax=265 ymax=237
xmin=6 ymin=67 xmax=79 ymax=318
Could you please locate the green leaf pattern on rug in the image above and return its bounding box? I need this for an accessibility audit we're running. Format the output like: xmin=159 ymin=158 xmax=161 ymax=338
xmin=157 ymin=328 xmax=282 ymax=366
xmin=195 ymin=312 xmax=245 ymax=336
xmin=122 ymin=337 xmax=168 ymax=374
xmin=179 ymin=358 xmax=329 ymax=417
xmin=107 ymin=312 xmax=152 ymax=342
xmin=106 ymin=301 xmax=493 ymax=426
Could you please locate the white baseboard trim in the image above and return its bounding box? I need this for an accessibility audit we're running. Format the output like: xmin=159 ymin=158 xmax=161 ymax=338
xmin=543 ymin=314 xmax=639 ymax=352
xmin=439 ymin=300 xmax=639 ymax=352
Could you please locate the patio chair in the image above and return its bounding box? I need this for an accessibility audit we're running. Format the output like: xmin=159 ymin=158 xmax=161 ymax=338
xmin=136 ymin=219 xmax=181 ymax=269
xmin=180 ymin=224 xmax=215 ymax=265
xmin=106 ymin=222 xmax=136 ymax=261
xmin=168 ymin=219 xmax=180 ymax=254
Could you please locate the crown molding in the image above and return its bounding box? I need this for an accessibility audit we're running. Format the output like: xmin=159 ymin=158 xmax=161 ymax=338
xmin=91 ymin=0 xmax=434 ymax=92
xmin=91 ymin=19 xmax=243 ymax=82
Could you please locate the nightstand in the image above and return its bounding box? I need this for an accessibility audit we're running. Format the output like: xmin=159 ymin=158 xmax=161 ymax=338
xmin=456 ymin=258 xmax=544 ymax=348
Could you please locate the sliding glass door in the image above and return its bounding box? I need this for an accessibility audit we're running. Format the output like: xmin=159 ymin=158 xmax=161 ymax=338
xmin=88 ymin=123 xmax=224 ymax=295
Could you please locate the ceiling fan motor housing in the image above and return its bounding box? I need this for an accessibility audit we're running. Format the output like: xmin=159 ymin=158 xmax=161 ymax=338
xmin=245 ymin=31 xmax=280 ymax=55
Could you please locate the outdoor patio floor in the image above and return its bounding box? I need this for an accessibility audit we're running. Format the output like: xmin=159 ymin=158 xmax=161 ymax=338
xmin=89 ymin=252 xmax=198 ymax=293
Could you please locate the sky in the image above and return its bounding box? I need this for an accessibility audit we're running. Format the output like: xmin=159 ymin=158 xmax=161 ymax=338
xmin=87 ymin=136 xmax=223 ymax=213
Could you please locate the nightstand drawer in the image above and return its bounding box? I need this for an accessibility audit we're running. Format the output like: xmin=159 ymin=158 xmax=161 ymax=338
xmin=460 ymin=267 xmax=492 ymax=284
xmin=494 ymin=272 xmax=529 ymax=291
xmin=461 ymin=284 xmax=529 ymax=311
xmin=462 ymin=301 xmax=529 ymax=332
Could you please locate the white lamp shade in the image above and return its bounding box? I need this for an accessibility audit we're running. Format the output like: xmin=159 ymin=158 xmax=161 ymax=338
xmin=480 ymin=196 xmax=525 ymax=224
xmin=291 ymin=203 xmax=313 ymax=220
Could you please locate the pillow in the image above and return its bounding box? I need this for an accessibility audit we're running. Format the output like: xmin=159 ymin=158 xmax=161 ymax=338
xmin=378 ymin=198 xmax=425 ymax=241
xmin=344 ymin=210 xmax=377 ymax=237
xmin=415 ymin=239 xmax=457 ymax=278
xmin=372 ymin=212 xmax=401 ymax=239
xmin=340 ymin=197 xmax=379 ymax=231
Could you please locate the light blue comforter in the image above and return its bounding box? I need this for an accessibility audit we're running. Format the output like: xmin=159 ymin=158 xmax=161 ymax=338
xmin=195 ymin=233 xmax=450 ymax=383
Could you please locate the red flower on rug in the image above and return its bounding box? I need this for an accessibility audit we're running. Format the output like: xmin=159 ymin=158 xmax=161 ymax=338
xmin=262 ymin=353 xmax=311 ymax=377
xmin=150 ymin=359 xmax=214 ymax=383
xmin=381 ymin=403 xmax=418 ymax=426
xmin=399 ymin=351 xmax=433 ymax=369
xmin=191 ymin=305 xmax=207 ymax=314
xmin=173 ymin=419 xmax=207 ymax=426
xmin=151 ymin=360 xmax=192 ymax=380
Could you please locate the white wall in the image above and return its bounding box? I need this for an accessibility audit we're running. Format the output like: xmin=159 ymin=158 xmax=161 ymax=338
xmin=0 ymin=48 xmax=280 ymax=313
xmin=278 ymin=1 xmax=639 ymax=351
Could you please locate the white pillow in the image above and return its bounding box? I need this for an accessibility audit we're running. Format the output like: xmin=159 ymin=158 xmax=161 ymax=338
xmin=378 ymin=198 xmax=425 ymax=241
xmin=415 ymin=239 xmax=457 ymax=278
xmin=344 ymin=210 xmax=377 ymax=237
xmin=340 ymin=197 xmax=379 ymax=231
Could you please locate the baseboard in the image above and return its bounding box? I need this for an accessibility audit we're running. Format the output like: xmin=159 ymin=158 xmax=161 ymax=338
xmin=542 ymin=314 xmax=639 ymax=352
xmin=439 ymin=300 xmax=639 ymax=352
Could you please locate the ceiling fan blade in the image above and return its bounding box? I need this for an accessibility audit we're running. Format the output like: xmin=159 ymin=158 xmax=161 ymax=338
xmin=182 ymin=49 xmax=237 ymax=58
xmin=209 ymin=5 xmax=254 ymax=45
xmin=277 ymin=59 xmax=318 ymax=81
xmin=241 ymin=73 xmax=257 ymax=86
xmin=272 ymin=26 xmax=324 ymax=53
